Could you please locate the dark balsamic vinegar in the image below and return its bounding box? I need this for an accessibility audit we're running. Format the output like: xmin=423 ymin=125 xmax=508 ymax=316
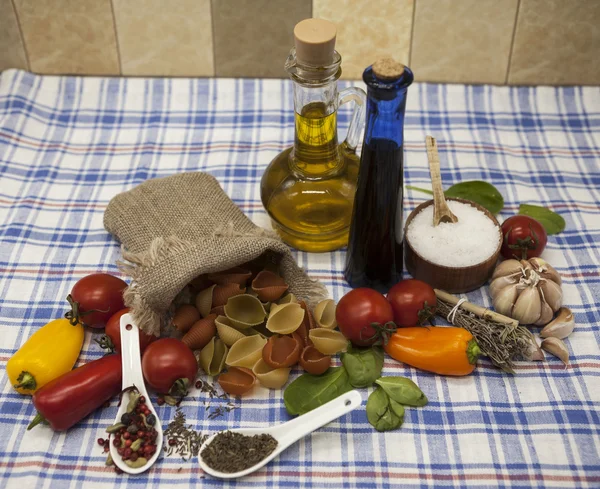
xmin=344 ymin=138 xmax=404 ymax=292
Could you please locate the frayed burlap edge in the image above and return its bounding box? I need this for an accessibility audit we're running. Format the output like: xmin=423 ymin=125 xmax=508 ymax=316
xmin=118 ymin=236 xmax=194 ymax=337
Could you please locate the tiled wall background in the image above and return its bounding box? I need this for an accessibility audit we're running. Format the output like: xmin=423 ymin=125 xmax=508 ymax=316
xmin=1 ymin=0 xmax=599 ymax=85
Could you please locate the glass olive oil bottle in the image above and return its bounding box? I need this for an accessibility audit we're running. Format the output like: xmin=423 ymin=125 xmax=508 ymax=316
xmin=260 ymin=19 xmax=365 ymax=252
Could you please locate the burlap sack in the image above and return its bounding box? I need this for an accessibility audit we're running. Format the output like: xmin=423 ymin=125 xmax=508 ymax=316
xmin=103 ymin=172 xmax=328 ymax=336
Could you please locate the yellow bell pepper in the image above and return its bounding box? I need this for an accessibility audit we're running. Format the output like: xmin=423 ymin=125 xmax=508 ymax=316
xmin=7 ymin=318 xmax=84 ymax=395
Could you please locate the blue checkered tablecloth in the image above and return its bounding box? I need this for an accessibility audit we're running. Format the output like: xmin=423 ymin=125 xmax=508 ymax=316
xmin=0 ymin=68 xmax=599 ymax=488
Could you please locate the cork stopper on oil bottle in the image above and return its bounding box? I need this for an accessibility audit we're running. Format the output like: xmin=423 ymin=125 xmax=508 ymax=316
xmin=372 ymin=57 xmax=405 ymax=80
xmin=293 ymin=18 xmax=337 ymax=66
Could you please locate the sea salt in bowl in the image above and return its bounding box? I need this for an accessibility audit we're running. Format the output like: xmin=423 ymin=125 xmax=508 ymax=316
xmin=404 ymin=198 xmax=502 ymax=293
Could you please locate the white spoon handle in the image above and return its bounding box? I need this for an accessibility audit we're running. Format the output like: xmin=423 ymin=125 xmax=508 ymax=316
xmin=119 ymin=314 xmax=145 ymax=390
xmin=278 ymin=390 xmax=362 ymax=446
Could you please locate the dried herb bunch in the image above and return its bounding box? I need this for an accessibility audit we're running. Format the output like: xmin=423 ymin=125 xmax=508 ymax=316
xmin=436 ymin=298 xmax=538 ymax=373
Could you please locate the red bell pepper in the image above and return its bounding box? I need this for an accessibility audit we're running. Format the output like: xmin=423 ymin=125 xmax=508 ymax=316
xmin=27 ymin=354 xmax=122 ymax=431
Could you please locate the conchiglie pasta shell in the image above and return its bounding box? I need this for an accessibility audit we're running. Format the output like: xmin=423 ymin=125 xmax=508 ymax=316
xmin=224 ymin=294 xmax=266 ymax=329
xmin=207 ymin=267 xmax=252 ymax=286
xmin=296 ymin=301 xmax=316 ymax=346
xmin=195 ymin=285 xmax=216 ymax=318
xmin=215 ymin=315 xmax=248 ymax=346
xmin=266 ymin=302 xmax=305 ymax=335
xmin=210 ymin=305 xmax=226 ymax=316
xmin=182 ymin=314 xmax=217 ymax=350
xmin=308 ymin=328 xmax=348 ymax=355
xmin=278 ymin=293 xmax=297 ymax=304
xmin=252 ymin=359 xmax=291 ymax=389
xmin=171 ymin=304 xmax=201 ymax=333
xmin=212 ymin=283 xmax=245 ymax=308
xmin=313 ymin=299 xmax=337 ymax=329
xmin=251 ymin=271 xmax=289 ymax=302
xmin=197 ymin=337 xmax=229 ymax=376
xmin=225 ymin=335 xmax=267 ymax=368
xmin=218 ymin=367 xmax=255 ymax=396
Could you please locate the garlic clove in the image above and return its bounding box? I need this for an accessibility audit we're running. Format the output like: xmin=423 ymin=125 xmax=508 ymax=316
xmin=489 ymin=275 xmax=519 ymax=298
xmin=529 ymin=258 xmax=562 ymax=285
xmin=520 ymin=260 xmax=533 ymax=274
xmin=512 ymin=286 xmax=541 ymax=325
xmin=492 ymin=259 xmax=523 ymax=280
xmin=534 ymin=293 xmax=554 ymax=326
xmin=540 ymin=278 xmax=563 ymax=312
xmin=492 ymin=283 xmax=518 ymax=317
xmin=526 ymin=342 xmax=545 ymax=361
xmin=541 ymin=337 xmax=569 ymax=366
xmin=540 ymin=307 xmax=574 ymax=339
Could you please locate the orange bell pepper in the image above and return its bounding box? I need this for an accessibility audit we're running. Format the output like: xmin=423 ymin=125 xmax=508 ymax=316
xmin=384 ymin=326 xmax=480 ymax=376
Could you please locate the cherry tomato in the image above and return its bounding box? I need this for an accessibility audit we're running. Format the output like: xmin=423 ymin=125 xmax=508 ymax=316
xmin=141 ymin=339 xmax=197 ymax=395
xmin=336 ymin=288 xmax=395 ymax=347
xmin=387 ymin=279 xmax=437 ymax=327
xmin=67 ymin=273 xmax=127 ymax=328
xmin=104 ymin=308 xmax=156 ymax=354
xmin=500 ymin=215 xmax=547 ymax=260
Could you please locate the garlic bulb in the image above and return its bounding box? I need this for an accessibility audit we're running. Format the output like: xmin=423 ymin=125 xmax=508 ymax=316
xmin=489 ymin=258 xmax=562 ymax=325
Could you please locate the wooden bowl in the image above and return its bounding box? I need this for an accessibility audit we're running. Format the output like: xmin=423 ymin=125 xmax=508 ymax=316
xmin=404 ymin=198 xmax=502 ymax=293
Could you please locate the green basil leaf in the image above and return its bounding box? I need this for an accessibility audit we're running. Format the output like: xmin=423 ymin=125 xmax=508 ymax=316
xmin=444 ymin=181 xmax=505 ymax=214
xmin=407 ymin=181 xmax=504 ymax=214
xmin=366 ymin=387 xmax=403 ymax=432
xmin=284 ymin=367 xmax=352 ymax=416
xmin=518 ymin=204 xmax=566 ymax=235
xmin=375 ymin=377 xmax=428 ymax=407
xmin=389 ymin=399 xmax=406 ymax=420
xmin=340 ymin=347 xmax=384 ymax=388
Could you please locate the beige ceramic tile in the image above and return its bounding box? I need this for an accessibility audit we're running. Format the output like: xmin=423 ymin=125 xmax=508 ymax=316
xmin=0 ymin=0 xmax=28 ymax=71
xmin=411 ymin=0 xmax=518 ymax=84
xmin=212 ymin=0 xmax=311 ymax=78
xmin=13 ymin=0 xmax=119 ymax=75
xmin=314 ymin=0 xmax=414 ymax=80
xmin=508 ymin=0 xmax=600 ymax=85
xmin=113 ymin=0 xmax=214 ymax=77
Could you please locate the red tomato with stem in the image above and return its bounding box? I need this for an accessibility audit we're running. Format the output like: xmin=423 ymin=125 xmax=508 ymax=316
xmin=387 ymin=279 xmax=437 ymax=328
xmin=103 ymin=308 xmax=156 ymax=354
xmin=142 ymin=339 xmax=197 ymax=395
xmin=67 ymin=273 xmax=127 ymax=328
xmin=500 ymin=215 xmax=547 ymax=260
xmin=336 ymin=288 xmax=395 ymax=347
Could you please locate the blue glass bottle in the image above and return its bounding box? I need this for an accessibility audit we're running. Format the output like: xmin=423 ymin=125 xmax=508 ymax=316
xmin=344 ymin=61 xmax=414 ymax=292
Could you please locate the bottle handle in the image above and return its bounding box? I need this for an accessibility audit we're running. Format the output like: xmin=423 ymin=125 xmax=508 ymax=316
xmin=338 ymin=86 xmax=366 ymax=151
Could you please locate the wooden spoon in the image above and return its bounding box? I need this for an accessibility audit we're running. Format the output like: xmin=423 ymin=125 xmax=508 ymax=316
xmin=426 ymin=136 xmax=458 ymax=226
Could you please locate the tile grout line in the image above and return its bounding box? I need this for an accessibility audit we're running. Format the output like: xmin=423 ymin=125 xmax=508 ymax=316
xmin=408 ymin=0 xmax=418 ymax=67
xmin=210 ymin=0 xmax=217 ymax=77
xmin=10 ymin=0 xmax=31 ymax=72
xmin=109 ymin=0 xmax=123 ymax=75
xmin=505 ymin=0 xmax=521 ymax=85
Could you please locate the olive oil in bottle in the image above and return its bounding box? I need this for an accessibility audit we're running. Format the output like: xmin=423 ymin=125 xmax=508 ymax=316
xmin=260 ymin=19 xmax=365 ymax=252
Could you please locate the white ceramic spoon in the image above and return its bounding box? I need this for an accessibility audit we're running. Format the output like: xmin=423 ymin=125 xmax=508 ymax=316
xmin=198 ymin=389 xmax=362 ymax=479
xmin=109 ymin=313 xmax=163 ymax=475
